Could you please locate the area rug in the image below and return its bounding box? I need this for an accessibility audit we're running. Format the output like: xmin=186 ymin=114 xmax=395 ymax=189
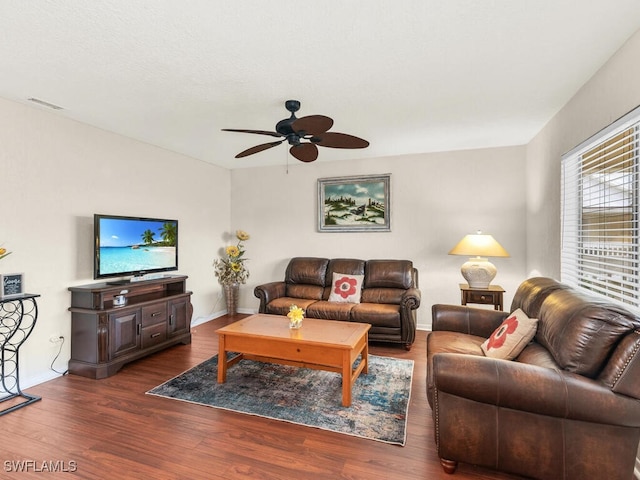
xmin=146 ymin=353 xmax=413 ymax=445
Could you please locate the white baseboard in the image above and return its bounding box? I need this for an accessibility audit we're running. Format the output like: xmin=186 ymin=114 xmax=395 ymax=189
xmin=191 ymin=314 xmax=220 ymax=327
xmin=191 ymin=308 xmax=257 ymax=327
xmin=20 ymin=370 xmax=64 ymax=390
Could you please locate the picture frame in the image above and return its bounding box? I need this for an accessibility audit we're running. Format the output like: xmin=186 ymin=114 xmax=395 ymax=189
xmin=318 ymin=174 xmax=391 ymax=232
xmin=0 ymin=273 xmax=25 ymax=298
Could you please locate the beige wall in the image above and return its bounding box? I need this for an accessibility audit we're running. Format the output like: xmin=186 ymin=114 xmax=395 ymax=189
xmin=526 ymin=29 xmax=640 ymax=278
xmin=230 ymin=146 xmax=528 ymax=329
xmin=0 ymin=97 xmax=231 ymax=387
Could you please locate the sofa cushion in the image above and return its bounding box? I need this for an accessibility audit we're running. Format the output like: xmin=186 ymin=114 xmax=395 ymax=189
xmin=428 ymin=331 xmax=487 ymax=357
xmin=509 ymin=276 xmax=569 ymax=318
xmin=364 ymin=259 xmax=413 ymax=289
xmin=328 ymin=272 xmax=364 ymax=303
xmin=361 ymin=287 xmax=406 ymax=305
xmin=325 ymin=258 xmax=366 ymax=281
xmin=285 ymin=257 xmax=329 ymax=286
xmin=265 ymin=297 xmax=319 ymax=316
xmin=305 ymin=301 xmax=355 ymax=321
xmin=481 ymin=309 xmax=538 ymax=360
xmin=285 ymin=284 xmax=325 ymax=301
xmin=516 ymin=343 xmax=561 ymax=370
xmin=284 ymin=258 xmax=328 ymax=301
xmin=351 ymin=302 xmax=400 ymax=327
xmin=537 ymin=289 xmax=640 ymax=377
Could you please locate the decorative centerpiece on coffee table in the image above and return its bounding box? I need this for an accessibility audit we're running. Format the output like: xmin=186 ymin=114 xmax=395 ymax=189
xmin=287 ymin=305 xmax=304 ymax=329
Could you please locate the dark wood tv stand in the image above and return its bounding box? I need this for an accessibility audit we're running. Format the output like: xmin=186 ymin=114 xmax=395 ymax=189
xmin=68 ymin=275 xmax=193 ymax=379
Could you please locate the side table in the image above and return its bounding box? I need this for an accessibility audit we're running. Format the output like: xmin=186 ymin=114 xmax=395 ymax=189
xmin=0 ymin=294 xmax=42 ymax=415
xmin=460 ymin=284 xmax=504 ymax=311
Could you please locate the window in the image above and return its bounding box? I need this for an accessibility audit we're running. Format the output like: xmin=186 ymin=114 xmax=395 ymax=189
xmin=561 ymin=106 xmax=640 ymax=310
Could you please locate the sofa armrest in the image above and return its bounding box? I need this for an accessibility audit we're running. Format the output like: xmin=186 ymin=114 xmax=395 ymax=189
xmin=397 ymin=287 xmax=421 ymax=346
xmin=431 ymin=304 xmax=508 ymax=338
xmin=254 ymin=281 xmax=286 ymax=313
xmin=433 ymin=353 xmax=640 ymax=427
xmin=401 ymin=287 xmax=421 ymax=310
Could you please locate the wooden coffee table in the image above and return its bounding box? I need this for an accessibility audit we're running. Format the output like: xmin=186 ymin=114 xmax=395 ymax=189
xmin=216 ymin=314 xmax=370 ymax=407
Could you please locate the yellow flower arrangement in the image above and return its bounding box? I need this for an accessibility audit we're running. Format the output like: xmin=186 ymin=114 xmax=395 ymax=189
xmin=0 ymin=246 xmax=11 ymax=260
xmin=213 ymin=230 xmax=250 ymax=285
xmin=287 ymin=304 xmax=305 ymax=328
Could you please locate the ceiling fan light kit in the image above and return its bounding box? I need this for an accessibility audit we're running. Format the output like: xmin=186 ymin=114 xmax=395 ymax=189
xmin=222 ymin=100 xmax=369 ymax=163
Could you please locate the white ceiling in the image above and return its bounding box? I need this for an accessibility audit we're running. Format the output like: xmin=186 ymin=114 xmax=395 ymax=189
xmin=1 ymin=1 xmax=639 ymax=169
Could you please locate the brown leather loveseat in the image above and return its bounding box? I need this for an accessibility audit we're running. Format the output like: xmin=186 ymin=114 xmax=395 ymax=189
xmin=254 ymin=257 xmax=421 ymax=349
xmin=427 ymin=277 xmax=640 ymax=480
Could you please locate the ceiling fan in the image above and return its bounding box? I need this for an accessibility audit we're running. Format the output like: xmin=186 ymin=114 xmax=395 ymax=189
xmin=222 ymin=100 xmax=369 ymax=163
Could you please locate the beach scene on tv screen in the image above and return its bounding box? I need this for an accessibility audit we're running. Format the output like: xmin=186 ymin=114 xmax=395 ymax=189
xmin=99 ymin=218 xmax=177 ymax=274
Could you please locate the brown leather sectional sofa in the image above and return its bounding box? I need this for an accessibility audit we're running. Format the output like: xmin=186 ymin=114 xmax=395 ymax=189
xmin=254 ymin=257 xmax=421 ymax=349
xmin=427 ymin=277 xmax=640 ymax=480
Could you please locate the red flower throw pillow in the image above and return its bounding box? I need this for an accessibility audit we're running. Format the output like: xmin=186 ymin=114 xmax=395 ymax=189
xmin=327 ymin=272 xmax=364 ymax=304
xmin=481 ymin=308 xmax=538 ymax=360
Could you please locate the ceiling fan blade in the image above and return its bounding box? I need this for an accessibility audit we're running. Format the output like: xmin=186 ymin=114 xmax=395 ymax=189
xmin=292 ymin=115 xmax=334 ymax=136
xmin=313 ymin=132 xmax=370 ymax=149
xmin=235 ymin=140 xmax=284 ymax=158
xmin=222 ymin=128 xmax=283 ymax=138
xmin=290 ymin=143 xmax=318 ymax=163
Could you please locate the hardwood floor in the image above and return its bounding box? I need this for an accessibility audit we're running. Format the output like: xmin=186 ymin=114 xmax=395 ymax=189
xmin=3 ymin=315 xmax=524 ymax=479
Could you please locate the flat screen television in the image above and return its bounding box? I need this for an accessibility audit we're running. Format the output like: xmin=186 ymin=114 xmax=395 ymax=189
xmin=94 ymin=214 xmax=179 ymax=281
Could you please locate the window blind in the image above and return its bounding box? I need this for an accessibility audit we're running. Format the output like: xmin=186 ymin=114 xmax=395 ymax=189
xmin=561 ymin=106 xmax=640 ymax=310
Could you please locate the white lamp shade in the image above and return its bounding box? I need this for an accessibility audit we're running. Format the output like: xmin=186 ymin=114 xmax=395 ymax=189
xmin=448 ymin=233 xmax=510 ymax=258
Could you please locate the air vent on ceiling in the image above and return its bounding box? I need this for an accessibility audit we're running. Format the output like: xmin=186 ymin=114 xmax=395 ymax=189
xmin=28 ymin=97 xmax=63 ymax=110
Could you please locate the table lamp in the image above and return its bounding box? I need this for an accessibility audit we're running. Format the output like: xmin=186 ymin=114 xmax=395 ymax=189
xmin=448 ymin=231 xmax=510 ymax=288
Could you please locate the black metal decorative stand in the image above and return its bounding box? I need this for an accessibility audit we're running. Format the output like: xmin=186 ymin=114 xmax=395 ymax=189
xmin=0 ymin=294 xmax=41 ymax=415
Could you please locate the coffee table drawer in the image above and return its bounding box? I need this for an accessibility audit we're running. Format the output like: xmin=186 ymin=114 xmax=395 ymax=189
xmin=224 ymin=335 xmax=342 ymax=365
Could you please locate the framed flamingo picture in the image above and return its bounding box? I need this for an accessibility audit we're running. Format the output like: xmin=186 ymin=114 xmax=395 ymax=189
xmin=317 ymin=174 xmax=391 ymax=232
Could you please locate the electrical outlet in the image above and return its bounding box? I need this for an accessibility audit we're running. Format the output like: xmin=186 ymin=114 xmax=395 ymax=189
xmin=49 ymin=334 xmax=63 ymax=343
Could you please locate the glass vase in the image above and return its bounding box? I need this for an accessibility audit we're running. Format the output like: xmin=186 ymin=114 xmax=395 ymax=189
xmin=289 ymin=318 xmax=303 ymax=329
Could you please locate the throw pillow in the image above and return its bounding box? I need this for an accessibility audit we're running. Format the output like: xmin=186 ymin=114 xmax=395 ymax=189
xmin=481 ymin=308 xmax=538 ymax=360
xmin=328 ymin=272 xmax=364 ymax=303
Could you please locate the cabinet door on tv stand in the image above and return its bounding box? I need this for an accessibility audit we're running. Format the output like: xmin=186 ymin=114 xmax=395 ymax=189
xmin=109 ymin=308 xmax=141 ymax=358
xmin=168 ymin=297 xmax=190 ymax=336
